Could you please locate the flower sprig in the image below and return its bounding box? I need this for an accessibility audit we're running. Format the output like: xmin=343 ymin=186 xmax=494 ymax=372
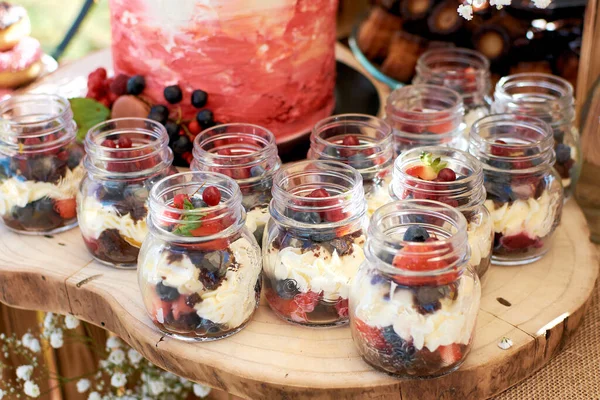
xmin=458 ymin=0 xmax=551 ymax=20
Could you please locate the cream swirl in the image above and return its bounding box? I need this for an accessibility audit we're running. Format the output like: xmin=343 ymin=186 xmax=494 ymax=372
xmin=484 ymin=189 xmax=559 ymax=239
xmin=466 ymin=210 xmax=493 ymax=270
xmin=78 ymin=196 xmax=148 ymax=247
xmin=245 ymin=206 xmax=270 ymax=235
xmin=0 ymin=165 xmax=85 ymax=215
xmin=265 ymin=235 xmax=366 ymax=301
xmin=353 ymin=275 xmax=480 ymax=352
xmin=365 ymin=178 xmax=393 ymax=218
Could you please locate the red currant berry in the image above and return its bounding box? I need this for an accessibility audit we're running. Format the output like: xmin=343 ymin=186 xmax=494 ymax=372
xmin=117 ymin=136 xmax=133 ymax=148
xmin=202 ymin=186 xmax=221 ymax=206
xmin=437 ymin=168 xmax=457 ymax=182
xmin=101 ymin=139 xmax=117 ymax=148
xmin=307 ymin=188 xmax=330 ymax=198
xmin=188 ymin=120 xmax=201 ymax=135
xmin=110 ymin=74 xmax=130 ymax=96
xmin=342 ymin=135 xmax=360 ymax=146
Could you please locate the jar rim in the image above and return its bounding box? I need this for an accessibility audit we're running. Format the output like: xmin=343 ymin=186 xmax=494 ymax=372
xmin=386 ymin=84 xmax=464 ymax=123
xmin=416 ymin=47 xmax=490 ymax=76
xmin=0 ymin=94 xmax=72 ymax=127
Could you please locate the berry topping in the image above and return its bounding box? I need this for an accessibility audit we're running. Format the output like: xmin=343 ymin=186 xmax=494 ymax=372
xmin=436 ymin=168 xmax=456 ymax=182
xmin=164 ymin=85 xmax=183 ymax=104
xmin=53 ymin=198 xmax=77 ymax=220
xmin=172 ymin=135 xmax=192 ymax=155
xmin=117 ymin=136 xmax=132 ymax=149
xmin=156 ymin=282 xmax=179 ymax=302
xmin=165 ymin=121 xmax=180 ymax=142
xmin=555 ymin=143 xmax=571 ymax=164
xmin=187 ymin=120 xmax=201 ymax=136
xmin=342 ymin=135 xmax=360 ymax=146
xmin=382 ymin=326 xmax=416 ymax=365
xmin=354 ymin=319 xmax=388 ymax=350
xmin=191 ymin=90 xmax=208 ymax=108
xmin=403 ymin=225 xmax=430 ymax=242
xmin=173 ymin=193 xmax=191 ymax=209
xmin=406 ymin=152 xmax=448 ymax=181
xmin=308 ymin=188 xmax=330 ymax=198
xmin=127 ymin=75 xmax=146 ymax=95
xmin=101 ymin=139 xmax=117 ymax=148
xmin=148 ymin=105 xmax=169 ymax=125
xmin=202 ymin=186 xmax=221 ymax=206
xmin=439 ymin=343 xmax=462 ymax=366
xmin=110 ymin=74 xmax=130 ymax=96
xmin=196 ymin=109 xmax=215 ymax=130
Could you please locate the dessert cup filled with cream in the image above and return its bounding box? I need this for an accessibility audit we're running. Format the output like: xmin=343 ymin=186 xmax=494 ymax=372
xmin=78 ymin=118 xmax=175 ymax=268
xmin=414 ymin=47 xmax=491 ymax=132
xmin=308 ymin=114 xmax=394 ymax=217
xmin=492 ymin=73 xmax=581 ymax=199
xmin=469 ymin=114 xmax=563 ymax=265
xmin=0 ymin=94 xmax=85 ymax=234
xmin=392 ymin=147 xmax=493 ymax=280
xmin=349 ymin=200 xmax=480 ymax=378
xmin=138 ymin=171 xmax=262 ymax=341
xmin=263 ymin=160 xmax=367 ymax=327
xmin=385 ymin=84 xmax=466 ymax=155
xmin=191 ymin=123 xmax=280 ymax=246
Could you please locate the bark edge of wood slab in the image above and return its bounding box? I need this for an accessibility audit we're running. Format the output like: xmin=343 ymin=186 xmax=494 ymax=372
xmin=0 ymin=200 xmax=597 ymax=400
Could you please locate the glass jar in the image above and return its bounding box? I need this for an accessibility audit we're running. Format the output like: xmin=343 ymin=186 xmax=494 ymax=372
xmin=414 ymin=47 xmax=492 ymax=132
xmin=0 ymin=94 xmax=85 ymax=234
xmin=138 ymin=171 xmax=262 ymax=341
xmin=308 ymin=114 xmax=394 ymax=218
xmin=349 ymin=199 xmax=480 ymax=378
xmin=391 ymin=146 xmax=493 ymax=280
xmin=78 ymin=118 xmax=175 ymax=268
xmin=263 ymin=160 xmax=368 ymax=327
xmin=469 ymin=114 xmax=564 ymax=265
xmin=492 ymin=73 xmax=582 ymax=199
xmin=191 ymin=123 xmax=281 ymax=245
xmin=385 ymin=84 xmax=466 ymax=155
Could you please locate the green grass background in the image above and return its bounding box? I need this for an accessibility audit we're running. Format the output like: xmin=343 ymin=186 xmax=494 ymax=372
xmin=20 ymin=0 xmax=111 ymax=61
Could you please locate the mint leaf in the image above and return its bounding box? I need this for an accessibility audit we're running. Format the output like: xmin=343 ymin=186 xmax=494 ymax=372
xmin=69 ymin=98 xmax=111 ymax=142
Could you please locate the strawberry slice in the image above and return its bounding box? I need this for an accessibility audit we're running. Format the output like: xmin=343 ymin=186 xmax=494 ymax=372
xmin=438 ymin=343 xmax=462 ymax=366
xmin=500 ymin=233 xmax=542 ymax=250
xmin=353 ymin=319 xmax=388 ymax=350
xmin=173 ymin=194 xmax=190 ymax=209
xmin=53 ymin=198 xmax=77 ymax=219
xmin=266 ymin=288 xmax=306 ymax=322
xmin=405 ymin=165 xmax=438 ymax=181
xmin=392 ymin=242 xmax=458 ymax=286
xmin=171 ymin=295 xmax=196 ymax=320
xmin=307 ymin=189 xmax=345 ymax=222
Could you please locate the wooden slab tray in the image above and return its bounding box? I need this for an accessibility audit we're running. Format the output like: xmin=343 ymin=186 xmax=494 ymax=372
xmin=0 ymin=199 xmax=597 ymax=399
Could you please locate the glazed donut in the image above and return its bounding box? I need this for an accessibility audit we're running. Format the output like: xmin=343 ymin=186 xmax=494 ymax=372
xmin=0 ymin=36 xmax=42 ymax=88
xmin=0 ymin=2 xmax=30 ymax=51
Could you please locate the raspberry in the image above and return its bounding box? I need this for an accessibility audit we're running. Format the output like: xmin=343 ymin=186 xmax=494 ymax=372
xmin=293 ymin=291 xmax=320 ymax=313
xmin=335 ymin=297 xmax=348 ymax=318
xmin=110 ymin=74 xmax=130 ymax=96
xmin=117 ymin=136 xmax=133 ymax=148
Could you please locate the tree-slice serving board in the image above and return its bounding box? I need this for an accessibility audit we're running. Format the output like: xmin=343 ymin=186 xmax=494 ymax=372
xmin=0 ymin=199 xmax=596 ymax=400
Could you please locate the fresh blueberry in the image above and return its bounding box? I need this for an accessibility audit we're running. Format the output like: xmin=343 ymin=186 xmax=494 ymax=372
xmin=413 ymin=286 xmax=444 ymax=314
xmin=310 ymin=231 xmax=337 ymax=242
xmin=191 ymin=198 xmax=207 ymax=208
xmin=295 ymin=211 xmax=322 ymax=224
xmin=148 ymin=105 xmax=169 ymax=125
xmin=191 ymin=90 xmax=208 ymax=108
xmin=198 ymin=318 xmax=221 ymax=335
xmin=250 ymin=165 xmax=266 ymax=178
xmin=172 ymin=135 xmax=192 ymax=155
xmin=165 ymin=121 xmax=180 ymax=143
xmin=156 ymin=282 xmax=179 ymax=301
xmin=276 ymin=279 xmax=299 ymax=299
xmin=196 ymin=109 xmax=215 ymax=130
xmin=381 ymin=326 xmax=416 ymax=365
xmin=164 ymin=85 xmax=183 ymax=104
xmin=555 ymin=143 xmax=571 ymax=164
xmin=403 ymin=226 xmax=429 ymax=242
xmin=370 ymin=274 xmax=387 ymax=286
xmin=553 ymin=129 xmax=565 ymax=144
xmin=126 ymin=75 xmax=146 ymax=95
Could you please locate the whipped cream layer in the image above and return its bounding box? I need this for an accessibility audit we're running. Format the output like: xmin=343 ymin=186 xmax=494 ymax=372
xmin=78 ymin=196 xmax=148 ymax=247
xmin=353 ymin=275 xmax=480 ymax=352
xmin=484 ymin=189 xmax=559 ymax=239
xmin=245 ymin=206 xmax=270 ymax=235
xmin=365 ymin=179 xmax=392 ymax=218
xmin=0 ymin=165 xmax=85 ymax=216
xmin=265 ymin=235 xmax=366 ymax=301
xmin=142 ymin=237 xmax=261 ymax=329
xmin=467 ymin=211 xmax=493 ymax=270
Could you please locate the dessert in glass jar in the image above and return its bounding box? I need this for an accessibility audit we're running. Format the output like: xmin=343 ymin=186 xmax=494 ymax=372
xmin=349 ymin=200 xmax=480 ymax=378
xmin=191 ymin=123 xmax=281 ymax=245
xmin=78 ymin=118 xmax=175 ymax=268
xmin=0 ymin=94 xmax=85 ymax=234
xmin=263 ymin=161 xmax=367 ymax=327
xmin=414 ymin=47 xmax=491 ymax=132
xmin=392 ymin=147 xmax=493 ymax=280
xmin=138 ymin=171 xmax=262 ymax=341
xmin=492 ymin=73 xmax=581 ymax=199
xmin=385 ymin=84 xmax=466 ymax=155
xmin=308 ymin=114 xmax=394 ymax=217
xmin=470 ymin=114 xmax=564 ymax=265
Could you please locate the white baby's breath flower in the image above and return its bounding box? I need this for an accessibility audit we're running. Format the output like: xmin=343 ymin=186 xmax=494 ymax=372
xmin=532 ymin=0 xmax=550 ymax=7
xmin=149 ymin=380 xmax=166 ymax=395
xmin=88 ymin=392 xmax=101 ymax=400
xmin=193 ymin=384 xmax=211 ymax=398
xmin=106 ymin=336 xmax=121 ymax=350
xmin=111 ymin=372 xmax=127 ymax=388
xmin=498 ymin=336 xmax=513 ymax=350
xmin=50 ymin=331 xmax=64 ymax=349
xmin=127 ymin=348 xmax=143 ymax=365
xmin=21 ymin=333 xmax=41 ymax=353
xmin=24 ymin=381 xmax=40 ymax=398
xmin=43 ymin=313 xmax=55 ymax=330
xmin=16 ymin=365 xmax=34 ymax=380
xmin=108 ymin=349 xmax=126 ymax=365
xmin=65 ymin=315 xmax=80 ymax=330
xmin=490 ymin=0 xmax=511 ymax=8
xmin=457 ymin=4 xmax=473 ymax=20
xmin=0 ymin=388 xmax=4 ymax=399
xmin=77 ymin=379 xmax=91 ymax=393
